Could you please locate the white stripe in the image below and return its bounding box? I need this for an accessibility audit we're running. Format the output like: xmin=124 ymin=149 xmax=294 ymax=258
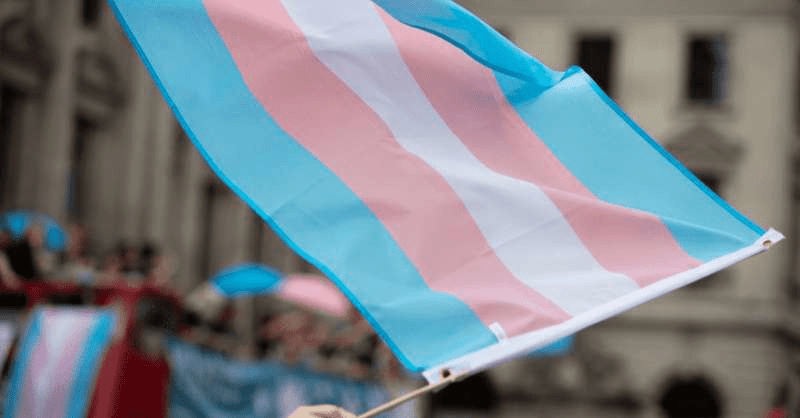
xmin=422 ymin=229 xmax=783 ymax=383
xmin=35 ymin=312 xmax=89 ymax=418
xmin=280 ymin=0 xmax=639 ymax=315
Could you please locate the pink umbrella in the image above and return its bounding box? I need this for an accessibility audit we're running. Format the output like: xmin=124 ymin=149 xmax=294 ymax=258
xmin=276 ymin=274 xmax=351 ymax=318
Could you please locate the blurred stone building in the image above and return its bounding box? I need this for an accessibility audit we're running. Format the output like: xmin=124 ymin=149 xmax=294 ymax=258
xmin=453 ymin=0 xmax=800 ymax=417
xmin=0 ymin=0 xmax=313 ymax=356
xmin=0 ymin=0 xmax=797 ymax=417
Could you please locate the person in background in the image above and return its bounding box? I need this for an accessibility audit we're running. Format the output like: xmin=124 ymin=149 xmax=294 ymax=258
xmin=289 ymin=405 xmax=355 ymax=418
xmin=304 ymin=321 xmax=333 ymax=371
xmin=27 ymin=224 xmax=57 ymax=278
xmin=205 ymin=304 xmax=236 ymax=354
xmin=376 ymin=343 xmax=404 ymax=383
xmin=270 ymin=309 xmax=315 ymax=366
xmin=142 ymin=245 xmax=178 ymax=293
xmin=334 ymin=308 xmax=379 ymax=379
xmin=58 ymin=224 xmax=96 ymax=285
xmin=121 ymin=243 xmax=145 ymax=285
xmin=138 ymin=243 xmax=158 ymax=278
xmin=98 ymin=244 xmax=125 ymax=285
xmin=4 ymin=226 xmax=40 ymax=282
xmin=0 ymin=231 xmax=21 ymax=288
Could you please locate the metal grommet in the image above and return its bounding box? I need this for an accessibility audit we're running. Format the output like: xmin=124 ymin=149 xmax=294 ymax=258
xmin=763 ymin=240 xmax=773 ymax=248
xmin=440 ymin=369 xmax=452 ymax=379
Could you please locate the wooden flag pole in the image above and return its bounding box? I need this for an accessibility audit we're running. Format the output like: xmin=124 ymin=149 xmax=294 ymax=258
xmin=357 ymin=370 xmax=466 ymax=418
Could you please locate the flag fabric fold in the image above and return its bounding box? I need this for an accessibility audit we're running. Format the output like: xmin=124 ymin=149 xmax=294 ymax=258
xmin=108 ymin=0 xmax=782 ymax=382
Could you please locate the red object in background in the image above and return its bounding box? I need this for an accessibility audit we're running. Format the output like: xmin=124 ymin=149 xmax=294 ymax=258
xmin=766 ymin=407 xmax=787 ymax=418
xmin=88 ymin=283 xmax=181 ymax=418
xmin=0 ymin=280 xmax=181 ymax=418
xmin=87 ymin=342 xmax=170 ymax=418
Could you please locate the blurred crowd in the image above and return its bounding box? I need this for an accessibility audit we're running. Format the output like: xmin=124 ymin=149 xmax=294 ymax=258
xmin=257 ymin=306 xmax=406 ymax=382
xmin=0 ymin=213 xmax=408 ymax=384
xmin=183 ymin=290 xmax=407 ymax=383
xmin=0 ymin=222 xmax=175 ymax=291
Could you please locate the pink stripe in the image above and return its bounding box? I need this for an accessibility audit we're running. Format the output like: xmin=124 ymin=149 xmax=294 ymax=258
xmin=373 ymin=8 xmax=701 ymax=286
xmin=17 ymin=311 xmax=95 ymax=418
xmin=203 ymin=0 xmax=571 ymax=336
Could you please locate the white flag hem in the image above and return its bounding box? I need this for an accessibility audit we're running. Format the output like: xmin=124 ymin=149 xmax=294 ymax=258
xmin=422 ymin=228 xmax=784 ymax=384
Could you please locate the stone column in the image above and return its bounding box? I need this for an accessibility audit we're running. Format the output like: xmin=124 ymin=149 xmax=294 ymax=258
xmin=143 ymin=87 xmax=176 ymax=247
xmin=7 ymin=94 xmax=39 ymax=210
xmin=31 ymin=0 xmax=80 ymax=223
xmin=14 ymin=95 xmax=46 ymax=209
xmin=170 ymin=144 xmax=206 ymax=294
xmin=115 ymin=55 xmax=153 ymax=243
xmin=81 ymin=118 xmax=123 ymax=256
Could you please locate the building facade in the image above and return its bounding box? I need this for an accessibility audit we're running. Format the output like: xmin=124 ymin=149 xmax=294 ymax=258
xmin=0 ymin=0 xmax=316 ymax=355
xmin=0 ymin=0 xmax=798 ymax=417
xmin=456 ymin=0 xmax=800 ymax=417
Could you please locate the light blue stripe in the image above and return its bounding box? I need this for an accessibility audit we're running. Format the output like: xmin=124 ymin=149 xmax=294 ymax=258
xmin=3 ymin=310 xmax=44 ymax=418
xmin=370 ymin=0 xmax=560 ymax=89
xmin=528 ymin=335 xmax=573 ymax=357
xmin=108 ymin=0 xmax=497 ymax=371
xmin=510 ymin=68 xmax=761 ymax=261
xmin=371 ymin=1 xmax=762 ymax=261
xmin=63 ymin=310 xmax=117 ymax=418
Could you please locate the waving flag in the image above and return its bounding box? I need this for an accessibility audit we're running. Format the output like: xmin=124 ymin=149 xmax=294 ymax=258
xmin=3 ymin=308 xmax=117 ymax=418
xmin=108 ymin=0 xmax=782 ymax=382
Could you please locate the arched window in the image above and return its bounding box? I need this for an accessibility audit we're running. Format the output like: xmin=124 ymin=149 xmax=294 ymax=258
xmin=659 ymin=375 xmax=723 ymax=418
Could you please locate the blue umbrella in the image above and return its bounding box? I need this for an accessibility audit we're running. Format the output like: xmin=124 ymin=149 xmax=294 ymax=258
xmin=37 ymin=215 xmax=67 ymax=252
xmin=0 ymin=211 xmax=33 ymax=240
xmin=208 ymin=264 xmax=351 ymax=317
xmin=209 ymin=263 xmax=284 ymax=298
xmin=0 ymin=211 xmax=68 ymax=252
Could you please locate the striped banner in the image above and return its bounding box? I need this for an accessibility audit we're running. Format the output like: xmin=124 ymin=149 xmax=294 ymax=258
xmin=3 ymin=308 xmax=117 ymax=418
xmin=108 ymin=0 xmax=782 ymax=382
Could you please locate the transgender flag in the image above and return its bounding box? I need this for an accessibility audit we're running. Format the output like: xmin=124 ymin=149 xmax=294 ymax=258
xmin=3 ymin=308 xmax=117 ymax=418
xmin=108 ymin=0 xmax=782 ymax=382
